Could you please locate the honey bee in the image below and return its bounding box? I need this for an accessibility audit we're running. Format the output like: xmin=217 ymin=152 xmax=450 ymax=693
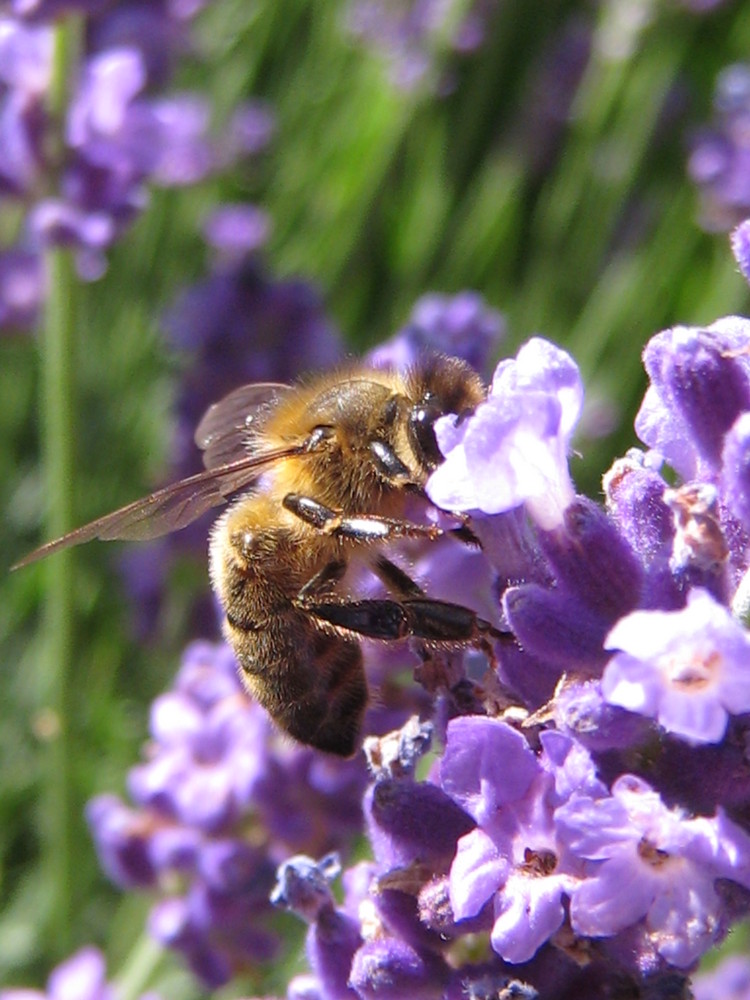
xmin=16 ymin=354 xmax=501 ymax=755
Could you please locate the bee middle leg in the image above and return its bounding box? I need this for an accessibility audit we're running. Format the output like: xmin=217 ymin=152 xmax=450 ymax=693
xmin=283 ymin=493 xmax=444 ymax=543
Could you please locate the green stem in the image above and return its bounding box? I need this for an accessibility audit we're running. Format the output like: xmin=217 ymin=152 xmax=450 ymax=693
xmin=41 ymin=18 xmax=80 ymax=954
xmin=114 ymin=933 xmax=166 ymax=1000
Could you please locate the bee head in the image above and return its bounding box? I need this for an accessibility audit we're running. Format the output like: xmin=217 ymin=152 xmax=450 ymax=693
xmin=408 ymin=354 xmax=485 ymax=470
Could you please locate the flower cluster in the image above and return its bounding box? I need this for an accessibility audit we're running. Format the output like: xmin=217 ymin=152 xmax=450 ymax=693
xmin=0 ymin=5 xmax=274 ymax=332
xmin=264 ymin=252 xmax=750 ymax=995
xmin=86 ymin=640 xmax=368 ymax=987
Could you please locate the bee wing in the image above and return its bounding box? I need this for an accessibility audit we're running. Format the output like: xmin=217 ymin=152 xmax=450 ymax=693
xmin=13 ymin=444 xmax=305 ymax=569
xmin=195 ymin=382 xmax=292 ymax=470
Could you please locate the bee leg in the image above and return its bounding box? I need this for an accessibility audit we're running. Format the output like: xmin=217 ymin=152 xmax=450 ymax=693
xmin=282 ymin=493 xmax=443 ymax=542
xmin=296 ymin=558 xmax=348 ymax=601
xmin=298 ymin=595 xmax=507 ymax=645
xmin=370 ymin=554 xmax=425 ymax=598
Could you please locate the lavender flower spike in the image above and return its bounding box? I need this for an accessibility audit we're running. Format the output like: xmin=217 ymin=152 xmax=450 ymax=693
xmin=427 ymin=337 xmax=582 ymax=529
xmin=601 ymin=587 xmax=750 ymax=743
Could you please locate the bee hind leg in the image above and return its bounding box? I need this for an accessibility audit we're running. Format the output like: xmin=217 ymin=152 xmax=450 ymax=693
xmin=298 ymin=594 xmax=508 ymax=647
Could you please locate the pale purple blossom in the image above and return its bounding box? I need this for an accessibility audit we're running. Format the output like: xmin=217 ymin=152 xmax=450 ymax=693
xmin=427 ymin=337 xmax=582 ymax=529
xmin=557 ymin=774 xmax=750 ymax=967
xmin=343 ymin=0 xmax=499 ymax=91
xmin=440 ymin=718 xmax=588 ymax=964
xmin=602 ymin=588 xmax=750 ymax=743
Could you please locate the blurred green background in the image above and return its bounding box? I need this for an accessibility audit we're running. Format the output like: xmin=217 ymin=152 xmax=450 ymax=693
xmin=2 ymin=0 xmax=750 ymax=993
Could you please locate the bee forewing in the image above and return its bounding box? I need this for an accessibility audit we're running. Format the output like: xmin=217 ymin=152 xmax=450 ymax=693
xmin=194 ymin=382 xmax=291 ymax=470
xmin=12 ymin=445 xmax=304 ymax=570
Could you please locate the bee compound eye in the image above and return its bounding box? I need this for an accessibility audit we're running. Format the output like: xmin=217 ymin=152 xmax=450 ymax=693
xmin=409 ymin=403 xmax=443 ymax=468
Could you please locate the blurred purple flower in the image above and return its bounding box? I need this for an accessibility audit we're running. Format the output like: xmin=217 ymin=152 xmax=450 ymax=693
xmin=343 ymin=0 xmax=499 ymax=91
xmin=689 ymin=64 xmax=750 ymax=229
xmin=368 ymin=291 xmax=505 ymax=377
xmin=0 ymin=5 xmax=276 ymax=331
xmin=693 ymin=954 xmax=750 ymax=1000
xmin=0 ymin=247 xmax=44 ymax=332
xmin=203 ymin=204 xmax=271 ymax=258
xmin=0 ymin=946 xmax=157 ymax=1000
xmin=87 ymin=640 xmax=369 ymax=987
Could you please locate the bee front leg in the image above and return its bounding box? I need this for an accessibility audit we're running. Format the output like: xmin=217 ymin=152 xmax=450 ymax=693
xmin=282 ymin=493 xmax=444 ymax=542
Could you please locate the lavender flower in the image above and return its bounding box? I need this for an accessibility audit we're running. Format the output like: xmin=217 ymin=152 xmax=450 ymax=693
xmin=0 ymin=946 xmax=158 ymax=1000
xmin=267 ymin=271 xmax=750 ymax=998
xmin=602 ymin=588 xmax=750 ymax=744
xmin=343 ymin=0 xmax=499 ymax=91
xmin=635 ymin=317 xmax=750 ymax=481
xmin=368 ymin=291 xmax=505 ymax=377
xmin=271 ymin=854 xmax=362 ymax=1000
xmin=440 ymin=718 xmax=592 ymax=964
xmin=557 ymin=773 xmax=750 ymax=967
xmin=87 ymin=640 xmax=368 ymax=987
xmin=689 ymin=64 xmax=750 ymax=229
xmin=427 ymin=336 xmax=582 ymax=529
xmin=0 ymin=6 xmax=274 ymax=329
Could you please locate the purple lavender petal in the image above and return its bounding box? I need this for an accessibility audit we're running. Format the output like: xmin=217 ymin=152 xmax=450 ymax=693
xmin=306 ymin=906 xmax=362 ymax=1000
xmin=439 ymin=716 xmax=539 ymax=825
xmin=722 ymin=412 xmax=750 ymax=530
xmin=147 ymin=95 xmax=214 ymax=185
xmin=693 ymin=954 xmax=750 ymax=1000
xmin=490 ymin=870 xmax=570 ymax=963
xmin=67 ymin=48 xmax=146 ymax=155
xmin=645 ymin=869 xmax=721 ymax=967
xmin=47 ymin=948 xmax=113 ymax=1000
xmin=503 ymin=584 xmax=610 ymax=671
xmin=220 ymin=100 xmax=276 ymax=159
xmin=568 ymin=848 xmax=659 ymax=936
xmin=428 ymin=338 xmax=581 ymax=526
xmin=368 ymin=291 xmax=504 ymax=376
xmin=538 ymin=729 xmax=608 ymax=802
xmin=0 ymin=90 xmax=45 ymax=194
xmin=365 ymin=777 xmax=475 ymax=869
xmin=85 ymin=794 xmax=158 ymax=888
xmin=0 ymin=247 xmax=43 ymax=332
xmin=449 ymin=827 xmax=509 ymax=920
xmin=0 ymin=18 xmax=52 ymax=92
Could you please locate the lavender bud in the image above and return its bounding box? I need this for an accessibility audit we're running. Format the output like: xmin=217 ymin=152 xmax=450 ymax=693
xmin=348 ymin=938 xmax=448 ymax=1000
